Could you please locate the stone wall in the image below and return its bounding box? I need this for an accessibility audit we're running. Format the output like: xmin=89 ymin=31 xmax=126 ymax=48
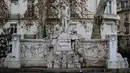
xmin=20 ymin=39 xmax=109 ymax=68
xmin=20 ymin=39 xmax=50 ymax=67
xmin=1 ymin=34 xmax=128 ymax=69
xmin=78 ymin=39 xmax=109 ymax=67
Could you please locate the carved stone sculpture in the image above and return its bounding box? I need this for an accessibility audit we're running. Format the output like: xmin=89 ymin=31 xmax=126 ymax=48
xmin=76 ymin=40 xmax=109 ymax=67
xmin=20 ymin=40 xmax=49 ymax=67
xmin=117 ymin=53 xmax=129 ymax=68
xmin=124 ymin=57 xmax=129 ymax=68
xmin=61 ymin=3 xmax=70 ymax=32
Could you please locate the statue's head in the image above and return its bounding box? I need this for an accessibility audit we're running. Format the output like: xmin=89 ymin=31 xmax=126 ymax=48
xmin=124 ymin=57 xmax=128 ymax=61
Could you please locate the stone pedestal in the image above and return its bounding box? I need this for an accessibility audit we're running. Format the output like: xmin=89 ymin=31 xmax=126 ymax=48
xmin=8 ymin=34 xmax=21 ymax=68
xmin=8 ymin=60 xmax=21 ymax=68
xmin=106 ymin=33 xmax=118 ymax=69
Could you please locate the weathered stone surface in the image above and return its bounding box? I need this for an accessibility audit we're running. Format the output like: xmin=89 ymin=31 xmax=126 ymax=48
xmin=19 ymin=38 xmax=109 ymax=68
xmin=1 ymin=33 xmax=128 ymax=69
xmin=0 ymin=0 xmax=122 ymax=69
xmin=117 ymin=53 xmax=129 ymax=69
xmin=78 ymin=40 xmax=109 ymax=67
xmin=20 ymin=39 xmax=49 ymax=67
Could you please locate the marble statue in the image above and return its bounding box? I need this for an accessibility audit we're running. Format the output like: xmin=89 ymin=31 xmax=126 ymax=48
xmin=61 ymin=3 xmax=70 ymax=32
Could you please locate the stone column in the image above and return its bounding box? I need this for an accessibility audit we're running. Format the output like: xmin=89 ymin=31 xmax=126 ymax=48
xmin=87 ymin=0 xmax=97 ymax=13
xmin=8 ymin=34 xmax=21 ymax=68
xmin=106 ymin=33 xmax=118 ymax=69
xmin=111 ymin=0 xmax=117 ymax=14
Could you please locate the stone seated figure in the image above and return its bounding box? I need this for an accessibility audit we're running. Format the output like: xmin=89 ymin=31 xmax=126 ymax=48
xmin=117 ymin=53 xmax=129 ymax=68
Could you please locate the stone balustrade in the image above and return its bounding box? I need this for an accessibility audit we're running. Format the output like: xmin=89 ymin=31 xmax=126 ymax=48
xmin=4 ymin=33 xmax=127 ymax=69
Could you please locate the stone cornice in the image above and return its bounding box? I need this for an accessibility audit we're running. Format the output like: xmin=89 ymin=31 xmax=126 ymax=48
xmin=79 ymin=39 xmax=109 ymax=43
xmin=103 ymin=14 xmax=120 ymax=20
xmin=20 ymin=39 xmax=50 ymax=43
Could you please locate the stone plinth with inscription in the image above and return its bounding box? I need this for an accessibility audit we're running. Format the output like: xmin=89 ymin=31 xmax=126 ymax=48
xmin=56 ymin=33 xmax=71 ymax=51
xmin=54 ymin=33 xmax=80 ymax=68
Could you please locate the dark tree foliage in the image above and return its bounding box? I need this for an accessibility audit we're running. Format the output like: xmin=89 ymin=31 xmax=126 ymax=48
xmin=0 ymin=0 xmax=9 ymax=25
xmin=0 ymin=34 xmax=8 ymax=58
xmin=0 ymin=33 xmax=11 ymax=58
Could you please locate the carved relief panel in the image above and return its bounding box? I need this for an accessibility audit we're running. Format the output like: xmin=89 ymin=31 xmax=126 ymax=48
xmin=20 ymin=40 xmax=49 ymax=67
xmin=78 ymin=40 xmax=109 ymax=67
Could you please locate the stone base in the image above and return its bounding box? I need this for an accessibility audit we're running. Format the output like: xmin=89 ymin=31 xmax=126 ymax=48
xmin=47 ymin=63 xmax=53 ymax=68
xmin=53 ymin=63 xmax=59 ymax=68
xmin=107 ymin=60 xmax=118 ymax=69
xmin=0 ymin=63 xmax=4 ymax=67
xmin=8 ymin=61 xmax=21 ymax=68
xmin=52 ymin=63 xmax=80 ymax=68
xmin=68 ymin=63 xmax=81 ymax=68
xmin=21 ymin=60 xmax=47 ymax=67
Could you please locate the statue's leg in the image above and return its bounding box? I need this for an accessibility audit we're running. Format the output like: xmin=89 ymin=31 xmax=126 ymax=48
xmin=65 ymin=19 xmax=69 ymax=32
xmin=62 ymin=18 xmax=65 ymax=32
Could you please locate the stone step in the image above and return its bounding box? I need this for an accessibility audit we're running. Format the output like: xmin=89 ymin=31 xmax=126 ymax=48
xmin=0 ymin=68 xmax=113 ymax=73
xmin=0 ymin=72 xmax=113 ymax=73
xmin=0 ymin=70 xmax=113 ymax=73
